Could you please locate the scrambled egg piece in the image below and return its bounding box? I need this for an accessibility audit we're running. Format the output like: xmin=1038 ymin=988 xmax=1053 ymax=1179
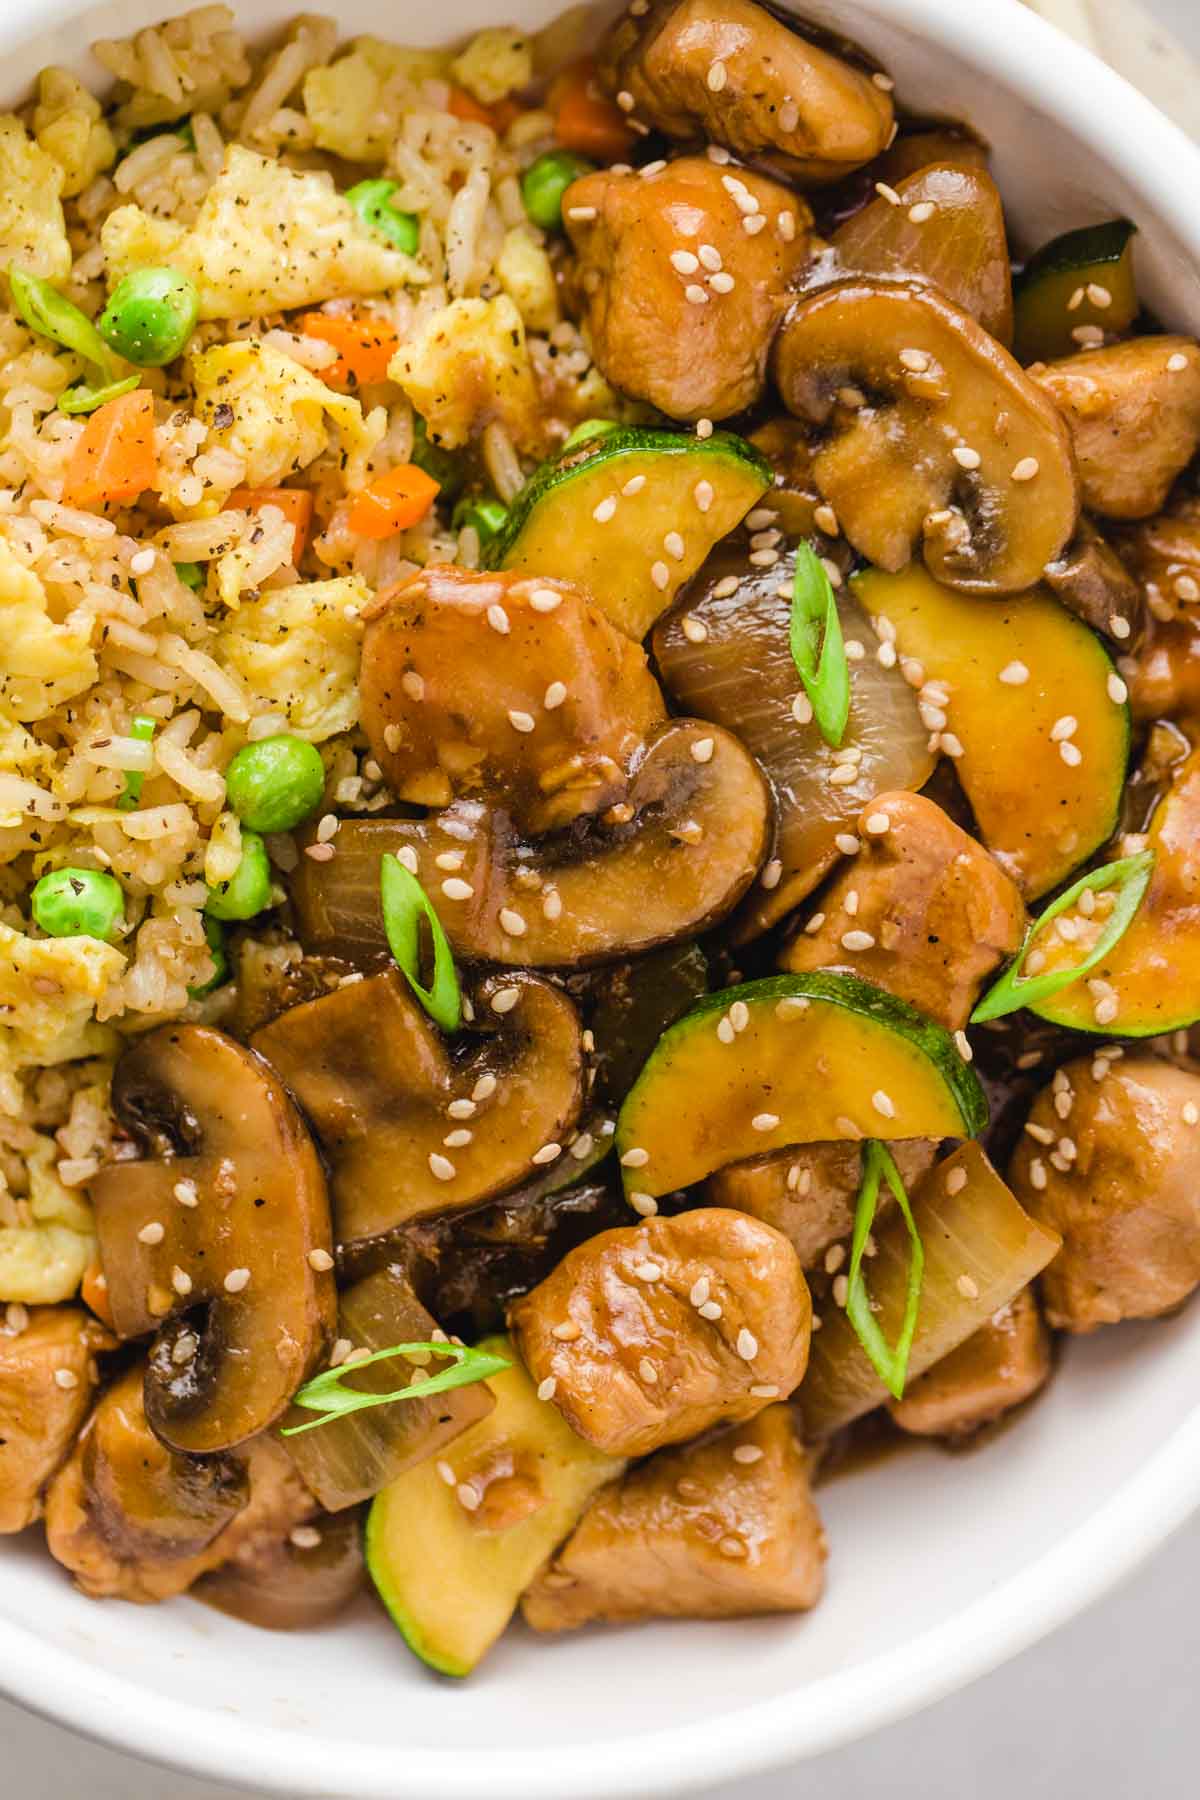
xmin=0 ymin=713 xmax=64 ymax=864
xmin=0 ymin=1136 xmax=96 ymax=1305
xmin=215 ymin=576 xmax=368 ymax=742
xmin=0 ymin=115 xmax=70 ymax=282
xmin=0 ymin=538 xmax=96 ymax=723
xmin=192 ymin=340 xmax=382 ymax=490
xmin=0 ymin=921 xmax=123 ymax=1070
xmin=390 ymin=295 xmax=540 ymax=451
xmin=451 ymin=28 xmax=532 ymax=104
xmin=102 ymin=145 xmax=424 ymax=320
xmin=33 ymin=68 xmax=116 ymax=198
xmin=497 ymin=227 xmax=558 ymax=334
xmin=304 ymin=38 xmax=451 ymax=161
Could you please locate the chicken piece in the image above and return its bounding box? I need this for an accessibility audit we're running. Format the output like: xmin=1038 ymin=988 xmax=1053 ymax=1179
xmin=522 ymin=1404 xmax=825 ymax=1631
xmin=706 ymin=1139 xmax=936 ymax=1268
xmin=0 ymin=1306 xmax=109 ymax=1533
xmin=359 ymin=566 xmax=665 ymax=830
xmin=45 ymin=1367 xmax=248 ymax=1602
xmin=1125 ymin=617 xmax=1200 ymax=723
xmin=1009 ymin=1057 xmax=1200 ymax=1331
xmin=778 ymin=792 xmax=1026 ymax=1030
xmin=1033 ymin=337 xmax=1200 ymax=520
xmin=1043 ymin=519 xmax=1142 ymax=644
xmin=597 ymin=0 xmax=893 ymax=184
xmin=888 ymin=1287 xmax=1051 ymax=1439
xmin=1113 ymin=492 xmax=1200 ymax=624
xmin=563 ymin=156 xmax=812 ymax=422
xmin=510 ymin=1208 xmax=811 ymax=1458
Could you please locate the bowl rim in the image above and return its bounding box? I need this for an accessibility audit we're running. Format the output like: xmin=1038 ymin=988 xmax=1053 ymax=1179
xmin=4 ymin=0 xmax=1200 ymax=1793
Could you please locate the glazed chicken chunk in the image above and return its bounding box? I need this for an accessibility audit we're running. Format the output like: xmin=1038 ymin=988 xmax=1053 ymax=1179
xmin=888 ymin=1287 xmax=1051 ymax=1439
xmin=522 ymin=1405 xmax=826 ymax=1631
xmin=706 ymin=1138 xmax=935 ymax=1268
xmin=0 ymin=1307 xmax=109 ymax=1534
xmin=509 ymin=1208 xmax=812 ymax=1457
xmin=779 ymin=792 xmax=1026 ymax=1030
xmin=1009 ymin=1057 xmax=1200 ymax=1331
xmin=597 ymin=0 xmax=894 ymax=183
xmin=563 ymin=155 xmax=812 ymax=422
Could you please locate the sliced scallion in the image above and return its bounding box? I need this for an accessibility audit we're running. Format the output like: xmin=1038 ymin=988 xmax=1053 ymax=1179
xmin=845 ymin=1141 xmax=924 ymax=1400
xmin=8 ymin=267 xmax=138 ymax=415
xmin=281 ymin=1339 xmax=508 ymax=1437
xmin=380 ymin=852 xmax=461 ymax=1032
xmin=117 ymin=714 xmax=157 ymax=811
xmin=789 ymin=542 xmax=850 ymax=749
xmin=970 ymin=848 xmax=1155 ymax=1024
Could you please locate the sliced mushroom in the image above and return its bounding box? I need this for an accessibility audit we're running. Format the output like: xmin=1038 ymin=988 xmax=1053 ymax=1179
xmin=597 ymin=0 xmax=894 ymax=182
xmin=510 ymin=1208 xmax=812 ymax=1457
xmin=280 ymin=1263 xmax=496 ymax=1509
xmin=0 ymin=1306 xmax=110 ymax=1533
xmin=360 ymin=567 xmax=664 ymax=832
xmin=522 ymin=1405 xmax=825 ymax=1631
xmin=1031 ymin=336 xmax=1200 ymax=520
xmin=291 ymin=720 xmax=772 ymax=967
xmin=1043 ymin=518 xmax=1143 ymax=643
xmin=196 ymin=1504 xmax=364 ymax=1631
xmin=44 ymin=1365 xmax=249 ymax=1603
xmin=252 ymin=968 xmax=584 ymax=1247
xmin=705 ymin=1139 xmax=936 ymax=1268
xmin=888 ymin=1286 xmax=1051 ymax=1440
xmin=88 ymin=1025 xmax=335 ymax=1454
xmin=563 ymin=155 xmax=812 ymax=422
xmin=773 ymin=278 xmax=1079 ymax=593
xmin=779 ymin=791 xmax=1027 ymax=1029
xmin=826 ymin=164 xmax=1013 ymax=343
xmin=654 ymin=547 xmax=934 ymax=938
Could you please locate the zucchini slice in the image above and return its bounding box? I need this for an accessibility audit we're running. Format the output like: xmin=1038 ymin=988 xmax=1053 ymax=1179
xmin=854 ymin=565 xmax=1130 ymax=898
xmin=483 ymin=427 xmax=772 ymax=640
xmin=1014 ymin=220 xmax=1137 ymax=365
xmin=1031 ymin=743 xmax=1200 ymax=1036
xmin=365 ymin=1334 xmax=622 ymax=1677
xmin=614 ymin=973 xmax=986 ymax=1199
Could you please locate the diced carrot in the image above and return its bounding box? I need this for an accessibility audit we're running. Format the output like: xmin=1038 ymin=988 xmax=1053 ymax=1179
xmin=490 ymin=96 xmax=524 ymax=134
xmin=81 ymin=1259 xmax=114 ymax=1330
xmin=447 ymin=84 xmax=496 ymax=127
xmin=552 ymin=58 xmax=635 ymax=161
xmin=299 ymin=312 xmax=400 ymax=389
xmin=227 ymin=486 xmax=314 ymax=565
xmin=61 ymin=388 xmax=156 ymax=510
xmin=347 ymin=464 xmax=441 ymax=539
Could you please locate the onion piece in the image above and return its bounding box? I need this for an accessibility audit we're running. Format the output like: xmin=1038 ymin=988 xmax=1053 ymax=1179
xmin=799 ymin=1140 xmax=1061 ymax=1437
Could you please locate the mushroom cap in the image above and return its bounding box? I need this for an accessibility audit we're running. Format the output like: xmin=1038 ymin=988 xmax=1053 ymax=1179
xmin=773 ymin=277 xmax=1079 ymax=593
xmin=89 ymin=1025 xmax=335 ymax=1455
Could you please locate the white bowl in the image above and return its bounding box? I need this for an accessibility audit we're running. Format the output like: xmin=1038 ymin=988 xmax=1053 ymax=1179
xmin=4 ymin=2 xmax=1200 ymax=1794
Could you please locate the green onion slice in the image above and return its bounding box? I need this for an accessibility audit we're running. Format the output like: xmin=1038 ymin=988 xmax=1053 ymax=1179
xmin=789 ymin=542 xmax=850 ymax=749
xmin=174 ymin=560 xmax=204 ymax=591
xmin=9 ymin=267 xmax=137 ymax=415
xmin=380 ymin=852 xmax=462 ymax=1033
xmin=970 ymin=848 xmax=1155 ymax=1024
xmin=281 ymin=1339 xmax=509 ymax=1437
xmin=846 ymin=1141 xmax=923 ymax=1400
xmin=117 ymin=714 xmax=157 ymax=811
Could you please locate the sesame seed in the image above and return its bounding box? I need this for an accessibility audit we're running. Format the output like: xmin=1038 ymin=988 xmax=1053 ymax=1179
xmin=224 ymin=1267 xmax=251 ymax=1294
xmin=682 ymin=615 xmax=708 ymax=643
xmin=529 ymin=587 xmax=561 ymax=612
xmin=829 ymin=764 xmax=858 ymax=787
xmin=873 ymin=70 xmax=895 ymax=89
xmin=709 ymin=270 xmax=735 ymax=295
xmin=651 ymin=560 xmax=671 ymax=590
xmin=592 ymin=495 xmax=617 ymax=523
xmin=691 ymin=736 xmax=715 ymax=764
xmin=1107 ymin=673 xmax=1128 ymax=704
xmin=952 ymin=445 xmax=982 ymax=469
xmin=832 ymin=1275 xmax=850 ymax=1307
xmin=814 ymin=502 xmax=840 ymax=536
xmin=872 ymin=1089 xmax=896 ymax=1118
xmin=401 ymin=670 xmax=425 ymax=702
xmin=698 ymin=1300 xmax=723 ymax=1320
xmin=706 ymin=59 xmax=728 ymax=91
xmin=956 ymin=1274 xmax=980 ymax=1299
xmin=456 ymin=1483 xmax=481 ymax=1512
xmin=169 ymin=1265 xmax=191 ymax=1296
xmin=290 ymin=1526 xmax=322 ymax=1551
xmin=435 ymin=850 xmax=465 ymax=871
xmin=729 ymin=1001 xmax=749 ymax=1032
xmin=1050 ymin=715 xmax=1077 ymax=741
xmin=664 ymin=530 xmax=686 ymax=560
xmin=750 ymin=1383 xmax=779 ymax=1399
xmin=633 ymin=1260 xmax=663 ymax=1281
xmin=998 ymin=660 xmax=1030 ymax=686
xmin=621 ymin=1147 xmax=649 ymax=1168
xmin=841 ymin=929 xmax=876 ymax=951
xmin=1060 ymin=740 xmax=1083 ymax=767
xmin=1168 ymin=351 xmax=1190 ymax=372
xmin=308 ymin=1248 xmax=335 ymax=1272
xmin=486 ymin=603 xmax=510 ymax=634
xmin=760 ymin=858 xmax=783 ymax=891
xmin=130 ymin=547 xmax=156 ymax=576
xmin=955 ymin=1030 xmax=974 ymax=1063
xmin=736 ymin=1328 xmax=759 ymax=1361
xmin=137 ymin=1221 xmax=165 ymax=1245
xmin=628 ymin=1191 xmax=658 ymax=1216
xmin=490 ymin=987 xmax=520 ymax=1016
xmin=1073 ymin=324 xmax=1105 ymax=346
xmin=1175 ymin=575 xmax=1200 ymax=601
xmin=429 ymin=1153 xmax=456 ymax=1181
xmin=507 ymin=708 xmax=536 ymax=733
xmin=776 ymin=996 xmax=809 ymax=1020
xmin=542 ymin=889 xmax=563 ymax=920
xmin=690 ymin=1277 xmax=711 ymax=1307
xmin=444 ymin=1129 xmax=473 ymax=1149
xmin=864 ymin=811 xmax=891 ymax=836
xmin=553 ymin=1320 xmax=581 ymax=1340
xmin=394 ymin=845 xmax=420 ymax=874
xmin=441 ymin=877 xmax=474 ymax=900
xmin=53 ymin=1367 xmax=79 ymax=1390
xmin=1012 ymin=456 xmax=1040 ymax=482
xmin=751 ymin=1112 xmax=780 ymax=1132
xmin=1025 ymin=1121 xmax=1056 ymax=1144
xmin=900 ymin=347 xmax=932 ymax=372
xmin=532 ymin=1144 xmax=560 ymax=1166
xmin=670 ymin=249 xmax=700 ymax=275
xmin=749 ymin=546 xmax=780 ymax=567
xmin=742 ymin=214 xmax=767 ymax=235
xmin=836 ymin=1116 xmax=862 ymax=1139
xmin=791 ymin=692 xmax=814 ymax=725
xmin=305 ymin=842 xmax=335 ymax=864
xmin=1087 ymin=283 xmax=1112 ymax=308
xmin=824 ymin=1244 xmax=846 ymax=1276
xmin=638 ymin=1358 xmax=658 ymax=1384
xmin=616 ymin=88 xmax=635 ymax=109
xmin=640 ymin=159 xmax=667 ymax=177
xmin=685 ymin=283 xmax=709 ymax=305
xmin=875 ymin=182 xmax=902 ymax=205
xmin=1185 ymin=1103 xmax=1200 ymax=1126
xmin=537 ymin=1376 xmax=558 ymax=1402
xmin=940 ymin=733 xmax=965 ymax=759
xmin=717 ymin=1016 xmax=735 ymax=1044
xmin=696 ymin=418 xmax=713 ymax=439
xmin=1110 ymin=613 xmax=1131 ymax=639
xmin=733 ymin=1444 xmax=764 ymax=1465
xmin=908 ymin=201 xmax=936 ymax=223
xmin=835 ymin=833 xmax=861 ymax=855
xmin=1030 ymin=1157 xmax=1047 ymax=1190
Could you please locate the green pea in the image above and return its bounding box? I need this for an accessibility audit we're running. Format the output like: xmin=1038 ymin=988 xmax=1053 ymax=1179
xmin=99 ymin=266 xmax=199 ymax=367
xmin=521 ymin=151 xmax=596 ymax=231
xmin=31 ymin=867 xmax=124 ymax=941
xmin=451 ymin=492 xmax=509 ymax=549
xmin=174 ymin=561 xmax=204 ymax=591
xmin=188 ymin=915 xmax=229 ymax=998
xmin=205 ymin=830 xmax=272 ymax=922
xmin=346 ymin=180 xmax=420 ymax=254
xmin=562 ymin=418 xmax=620 ymax=453
xmin=225 ymin=735 xmax=326 ymax=834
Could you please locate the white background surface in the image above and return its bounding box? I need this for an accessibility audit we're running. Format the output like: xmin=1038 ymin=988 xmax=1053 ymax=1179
xmin=7 ymin=0 xmax=1200 ymax=1793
